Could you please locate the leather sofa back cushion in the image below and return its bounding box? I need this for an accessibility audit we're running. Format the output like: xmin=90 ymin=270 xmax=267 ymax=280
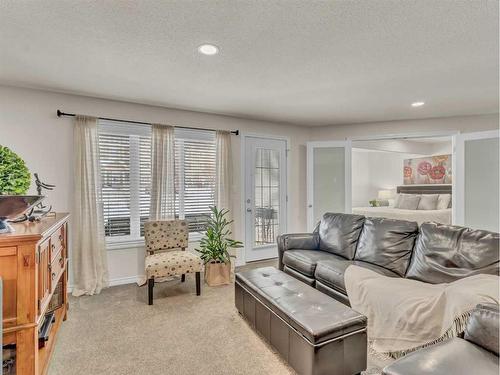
xmin=406 ymin=222 xmax=500 ymax=283
xmin=318 ymin=213 xmax=365 ymax=259
xmin=355 ymin=217 xmax=418 ymax=276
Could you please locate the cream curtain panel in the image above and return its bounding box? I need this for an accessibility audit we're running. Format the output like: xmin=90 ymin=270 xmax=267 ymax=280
xmin=215 ymin=130 xmax=233 ymax=212
xmin=149 ymin=124 xmax=176 ymax=220
xmin=72 ymin=115 xmax=109 ymax=296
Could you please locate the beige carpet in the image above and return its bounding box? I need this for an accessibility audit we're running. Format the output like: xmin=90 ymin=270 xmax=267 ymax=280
xmin=49 ymin=261 xmax=387 ymax=375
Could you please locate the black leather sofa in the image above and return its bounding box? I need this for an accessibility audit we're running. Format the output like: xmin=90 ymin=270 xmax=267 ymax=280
xmin=277 ymin=213 xmax=499 ymax=305
xmin=382 ymin=303 xmax=499 ymax=375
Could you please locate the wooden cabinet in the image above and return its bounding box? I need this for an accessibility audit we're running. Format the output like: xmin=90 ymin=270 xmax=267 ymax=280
xmin=0 ymin=213 xmax=69 ymax=375
xmin=37 ymin=239 xmax=51 ymax=316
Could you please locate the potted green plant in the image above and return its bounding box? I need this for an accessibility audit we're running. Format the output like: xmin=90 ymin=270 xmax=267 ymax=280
xmin=0 ymin=145 xmax=31 ymax=195
xmin=196 ymin=206 xmax=242 ymax=286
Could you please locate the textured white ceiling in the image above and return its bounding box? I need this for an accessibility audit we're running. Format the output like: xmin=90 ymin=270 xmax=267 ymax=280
xmin=0 ymin=0 xmax=498 ymax=126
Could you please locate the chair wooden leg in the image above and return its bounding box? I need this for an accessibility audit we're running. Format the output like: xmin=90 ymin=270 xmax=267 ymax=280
xmin=195 ymin=272 xmax=201 ymax=296
xmin=148 ymin=277 xmax=154 ymax=305
xmin=181 ymin=274 xmax=186 ymax=282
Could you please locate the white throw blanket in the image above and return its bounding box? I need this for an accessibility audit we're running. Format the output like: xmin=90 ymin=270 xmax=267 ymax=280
xmin=344 ymin=265 xmax=499 ymax=359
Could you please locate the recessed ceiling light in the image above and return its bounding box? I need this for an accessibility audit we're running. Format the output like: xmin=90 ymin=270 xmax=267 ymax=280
xmin=411 ymin=101 xmax=425 ymax=107
xmin=198 ymin=44 xmax=219 ymax=56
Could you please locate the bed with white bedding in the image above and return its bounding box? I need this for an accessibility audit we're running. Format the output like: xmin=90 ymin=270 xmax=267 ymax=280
xmin=353 ymin=185 xmax=453 ymax=225
xmin=352 ymin=206 xmax=452 ymax=225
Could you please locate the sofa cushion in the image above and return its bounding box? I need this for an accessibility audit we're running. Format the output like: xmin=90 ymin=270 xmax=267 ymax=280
xmin=382 ymin=338 xmax=499 ymax=375
xmin=355 ymin=217 xmax=419 ymax=276
xmin=465 ymin=303 xmax=499 ymax=355
xmin=282 ymin=249 xmax=338 ymax=277
xmin=318 ymin=213 xmax=365 ymax=259
xmin=315 ymin=258 xmax=399 ymax=294
xmin=405 ymin=222 xmax=500 ymax=283
xmin=283 ymin=265 xmax=316 ymax=286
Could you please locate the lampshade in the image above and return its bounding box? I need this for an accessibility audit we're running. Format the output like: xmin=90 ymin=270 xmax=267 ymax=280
xmin=378 ymin=190 xmax=393 ymax=200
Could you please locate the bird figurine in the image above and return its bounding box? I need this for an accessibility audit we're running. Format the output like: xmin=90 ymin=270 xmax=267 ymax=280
xmin=32 ymin=173 xmax=55 ymax=218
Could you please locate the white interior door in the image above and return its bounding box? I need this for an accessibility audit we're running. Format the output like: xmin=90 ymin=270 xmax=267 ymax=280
xmin=455 ymin=130 xmax=499 ymax=232
xmin=307 ymin=141 xmax=352 ymax=231
xmin=244 ymin=136 xmax=288 ymax=262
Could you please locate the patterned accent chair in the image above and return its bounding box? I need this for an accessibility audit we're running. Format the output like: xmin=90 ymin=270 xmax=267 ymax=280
xmin=144 ymin=220 xmax=203 ymax=305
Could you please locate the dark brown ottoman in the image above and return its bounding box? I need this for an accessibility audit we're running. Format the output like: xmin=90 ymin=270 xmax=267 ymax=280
xmin=235 ymin=267 xmax=367 ymax=375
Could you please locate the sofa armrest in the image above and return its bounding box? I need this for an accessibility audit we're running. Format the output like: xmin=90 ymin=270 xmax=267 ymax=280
xmin=464 ymin=303 xmax=499 ymax=355
xmin=277 ymin=233 xmax=319 ymax=270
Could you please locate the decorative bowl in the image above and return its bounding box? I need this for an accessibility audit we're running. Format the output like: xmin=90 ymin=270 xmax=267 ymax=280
xmin=0 ymin=195 xmax=44 ymax=233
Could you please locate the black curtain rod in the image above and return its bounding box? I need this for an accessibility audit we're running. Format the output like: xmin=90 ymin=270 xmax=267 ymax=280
xmin=56 ymin=110 xmax=239 ymax=135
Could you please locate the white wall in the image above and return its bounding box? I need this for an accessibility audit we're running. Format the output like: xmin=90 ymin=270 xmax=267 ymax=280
xmin=311 ymin=114 xmax=499 ymax=140
xmin=0 ymin=85 xmax=310 ymax=285
xmin=351 ymin=149 xmax=411 ymax=207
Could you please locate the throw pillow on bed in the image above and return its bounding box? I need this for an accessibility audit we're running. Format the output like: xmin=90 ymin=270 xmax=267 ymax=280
xmin=437 ymin=194 xmax=451 ymax=210
xmin=417 ymin=194 xmax=439 ymax=210
xmin=396 ymin=194 xmax=421 ymax=210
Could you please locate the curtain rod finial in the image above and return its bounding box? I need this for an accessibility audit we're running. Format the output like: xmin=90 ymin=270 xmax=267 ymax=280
xmin=57 ymin=110 xmax=62 ymax=117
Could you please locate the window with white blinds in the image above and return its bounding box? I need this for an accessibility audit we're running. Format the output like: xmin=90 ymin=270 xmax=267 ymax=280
xmin=99 ymin=121 xmax=152 ymax=240
xmin=98 ymin=121 xmax=216 ymax=243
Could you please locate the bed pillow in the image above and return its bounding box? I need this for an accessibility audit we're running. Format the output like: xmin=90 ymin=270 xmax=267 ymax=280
xmin=394 ymin=194 xmax=401 ymax=207
xmin=417 ymin=194 xmax=439 ymax=210
xmin=396 ymin=194 xmax=421 ymax=210
xmin=437 ymin=194 xmax=451 ymax=210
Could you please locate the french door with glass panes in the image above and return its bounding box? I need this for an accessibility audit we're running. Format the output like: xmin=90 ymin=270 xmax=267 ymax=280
xmin=244 ymin=136 xmax=287 ymax=262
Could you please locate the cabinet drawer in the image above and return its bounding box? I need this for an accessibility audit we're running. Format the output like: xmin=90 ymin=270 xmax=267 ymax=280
xmin=50 ymin=248 xmax=65 ymax=291
xmin=50 ymin=224 xmax=65 ymax=261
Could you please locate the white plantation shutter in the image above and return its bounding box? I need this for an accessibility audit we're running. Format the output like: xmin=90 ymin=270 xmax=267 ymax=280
xmin=98 ymin=121 xmax=216 ymax=242
xmin=139 ymin=136 xmax=152 ymax=236
xmin=175 ymin=129 xmax=216 ymax=233
xmin=98 ymin=120 xmax=151 ymax=240
xmin=99 ymin=132 xmax=131 ymax=237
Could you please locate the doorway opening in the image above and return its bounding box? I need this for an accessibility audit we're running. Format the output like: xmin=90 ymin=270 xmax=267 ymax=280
xmin=351 ymin=135 xmax=453 ymax=226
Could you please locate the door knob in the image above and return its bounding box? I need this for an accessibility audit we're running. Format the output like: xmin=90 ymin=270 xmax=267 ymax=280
xmin=308 ymin=204 xmax=312 ymax=208
xmin=246 ymin=208 xmax=252 ymax=212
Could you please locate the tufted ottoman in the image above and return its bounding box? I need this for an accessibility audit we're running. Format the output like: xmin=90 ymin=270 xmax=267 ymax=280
xmin=235 ymin=267 xmax=367 ymax=375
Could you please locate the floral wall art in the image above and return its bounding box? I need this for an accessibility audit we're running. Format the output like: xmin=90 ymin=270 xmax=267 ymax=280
xmin=403 ymin=154 xmax=452 ymax=185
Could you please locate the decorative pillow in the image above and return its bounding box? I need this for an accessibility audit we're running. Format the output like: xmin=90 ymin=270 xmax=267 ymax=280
xmin=375 ymin=199 xmax=389 ymax=207
xmin=394 ymin=194 xmax=401 ymax=207
xmin=396 ymin=194 xmax=421 ymax=210
xmin=387 ymin=198 xmax=396 ymax=207
xmin=437 ymin=194 xmax=452 ymax=210
xmin=417 ymin=194 xmax=439 ymax=210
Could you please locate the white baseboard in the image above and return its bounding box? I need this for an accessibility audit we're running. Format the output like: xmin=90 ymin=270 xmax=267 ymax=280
xmin=109 ymin=275 xmax=143 ymax=286
xmin=68 ymin=275 xmax=144 ymax=293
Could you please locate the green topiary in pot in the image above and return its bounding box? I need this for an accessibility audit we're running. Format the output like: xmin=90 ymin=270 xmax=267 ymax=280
xmin=0 ymin=145 xmax=31 ymax=195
